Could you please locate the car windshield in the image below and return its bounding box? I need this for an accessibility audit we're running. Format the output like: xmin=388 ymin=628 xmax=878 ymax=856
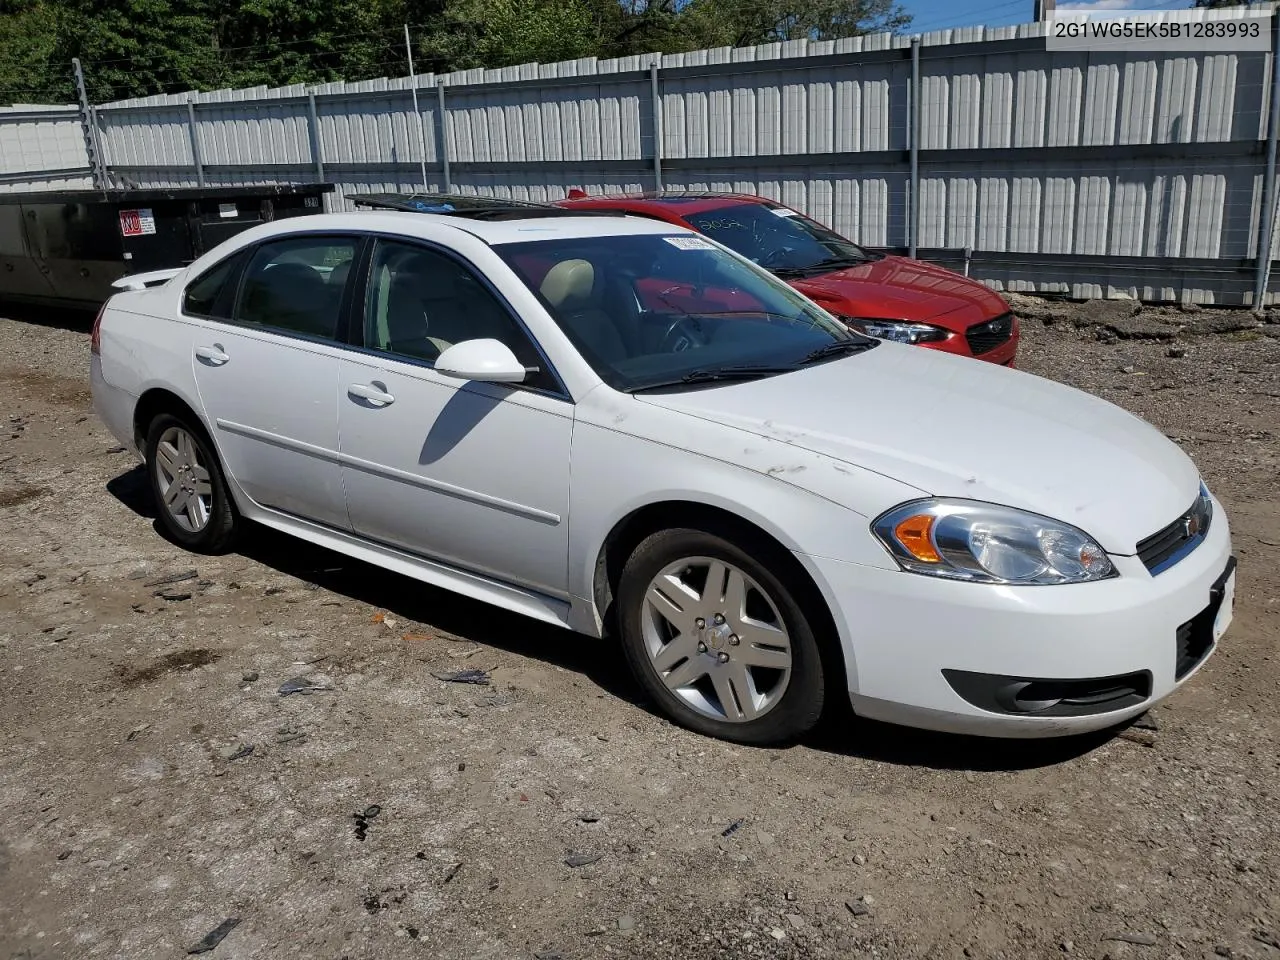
xmin=680 ymin=202 xmax=874 ymax=275
xmin=495 ymin=233 xmax=875 ymax=392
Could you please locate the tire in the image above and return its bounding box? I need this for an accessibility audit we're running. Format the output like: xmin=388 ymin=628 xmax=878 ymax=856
xmin=144 ymin=412 xmax=240 ymax=553
xmin=616 ymin=527 xmax=826 ymax=746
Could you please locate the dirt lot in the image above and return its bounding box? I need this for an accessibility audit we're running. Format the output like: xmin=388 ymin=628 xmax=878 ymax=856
xmin=0 ymin=298 xmax=1277 ymax=960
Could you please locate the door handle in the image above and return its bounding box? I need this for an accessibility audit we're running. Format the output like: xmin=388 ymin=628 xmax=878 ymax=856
xmin=347 ymin=382 xmax=395 ymax=406
xmin=195 ymin=345 xmax=229 ymax=366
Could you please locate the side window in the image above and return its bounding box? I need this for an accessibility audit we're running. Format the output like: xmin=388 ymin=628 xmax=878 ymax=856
xmin=232 ymin=236 xmax=357 ymax=340
xmin=182 ymin=254 xmax=241 ymax=319
xmin=364 ymin=239 xmax=554 ymax=390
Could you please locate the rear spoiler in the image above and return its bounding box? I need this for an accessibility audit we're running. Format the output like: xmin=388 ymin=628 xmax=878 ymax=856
xmin=111 ymin=267 xmax=183 ymax=291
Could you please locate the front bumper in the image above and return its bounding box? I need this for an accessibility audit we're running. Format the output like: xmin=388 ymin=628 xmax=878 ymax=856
xmin=922 ymin=323 xmax=1019 ymax=366
xmin=805 ymin=501 xmax=1233 ymax=737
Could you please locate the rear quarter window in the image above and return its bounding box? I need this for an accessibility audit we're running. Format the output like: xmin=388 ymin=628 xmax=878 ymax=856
xmin=182 ymin=255 xmax=242 ymax=319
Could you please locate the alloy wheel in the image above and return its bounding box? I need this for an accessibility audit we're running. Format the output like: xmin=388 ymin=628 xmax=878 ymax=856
xmin=153 ymin=425 xmax=214 ymax=533
xmin=641 ymin=556 xmax=792 ymax=722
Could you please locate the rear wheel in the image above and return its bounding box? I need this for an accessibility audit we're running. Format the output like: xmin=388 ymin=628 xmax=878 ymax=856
xmin=616 ymin=528 xmax=825 ymax=745
xmin=144 ymin=413 xmax=240 ymax=553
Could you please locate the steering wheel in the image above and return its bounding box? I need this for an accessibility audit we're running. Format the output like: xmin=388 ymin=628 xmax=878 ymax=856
xmin=758 ymin=246 xmax=795 ymax=268
xmin=658 ymin=316 xmax=708 ymax=353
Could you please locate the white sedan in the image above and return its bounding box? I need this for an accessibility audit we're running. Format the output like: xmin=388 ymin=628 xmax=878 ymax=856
xmin=90 ymin=207 xmax=1235 ymax=744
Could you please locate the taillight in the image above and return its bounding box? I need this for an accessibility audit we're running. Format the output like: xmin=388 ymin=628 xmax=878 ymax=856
xmin=90 ymin=302 xmax=106 ymax=355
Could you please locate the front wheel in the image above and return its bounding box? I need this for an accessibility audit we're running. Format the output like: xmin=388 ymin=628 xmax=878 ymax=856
xmin=616 ymin=528 xmax=826 ymax=745
xmin=144 ymin=413 xmax=240 ymax=553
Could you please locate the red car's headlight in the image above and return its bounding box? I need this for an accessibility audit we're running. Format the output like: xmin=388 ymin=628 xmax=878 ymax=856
xmin=838 ymin=316 xmax=949 ymax=345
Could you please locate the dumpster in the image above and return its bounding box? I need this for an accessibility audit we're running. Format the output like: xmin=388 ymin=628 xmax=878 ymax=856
xmin=0 ymin=183 xmax=333 ymax=309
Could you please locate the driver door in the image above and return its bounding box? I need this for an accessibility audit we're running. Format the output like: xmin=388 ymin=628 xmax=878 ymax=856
xmin=337 ymin=238 xmax=574 ymax=598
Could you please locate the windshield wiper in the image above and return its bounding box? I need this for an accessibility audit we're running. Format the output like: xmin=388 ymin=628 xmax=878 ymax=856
xmin=798 ymin=338 xmax=879 ymax=365
xmin=629 ymin=364 xmax=799 ymax=393
xmin=772 ymin=256 xmax=869 ymax=279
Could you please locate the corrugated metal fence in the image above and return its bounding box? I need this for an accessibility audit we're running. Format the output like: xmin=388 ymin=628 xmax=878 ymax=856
xmin=0 ymin=104 xmax=94 ymax=191
xmin=3 ymin=13 xmax=1280 ymax=304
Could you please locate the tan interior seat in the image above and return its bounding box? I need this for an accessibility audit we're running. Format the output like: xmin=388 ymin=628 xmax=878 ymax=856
xmin=539 ymin=258 xmax=628 ymax=362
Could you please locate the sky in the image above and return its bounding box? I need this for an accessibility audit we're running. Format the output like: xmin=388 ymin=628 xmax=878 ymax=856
xmin=896 ymin=0 xmax=1195 ymax=34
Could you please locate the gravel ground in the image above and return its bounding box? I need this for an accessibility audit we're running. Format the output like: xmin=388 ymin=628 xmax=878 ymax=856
xmin=0 ymin=297 xmax=1277 ymax=960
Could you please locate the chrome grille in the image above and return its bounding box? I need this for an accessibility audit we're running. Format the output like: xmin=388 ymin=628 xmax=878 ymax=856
xmin=1137 ymin=493 xmax=1212 ymax=574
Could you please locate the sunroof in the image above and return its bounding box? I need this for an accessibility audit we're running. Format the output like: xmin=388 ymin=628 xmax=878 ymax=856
xmin=353 ymin=192 xmax=552 ymax=212
xmin=351 ymin=192 xmax=628 ymax=220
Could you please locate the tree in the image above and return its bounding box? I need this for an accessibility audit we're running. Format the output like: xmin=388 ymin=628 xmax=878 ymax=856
xmin=0 ymin=1 xmax=64 ymax=102
xmin=0 ymin=0 xmax=913 ymax=103
xmin=678 ymin=0 xmax=910 ymax=48
xmin=32 ymin=0 xmax=407 ymax=101
xmin=414 ymin=0 xmax=605 ymax=72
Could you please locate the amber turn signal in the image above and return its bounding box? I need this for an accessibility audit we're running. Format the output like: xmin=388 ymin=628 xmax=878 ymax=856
xmin=894 ymin=514 xmax=942 ymax=563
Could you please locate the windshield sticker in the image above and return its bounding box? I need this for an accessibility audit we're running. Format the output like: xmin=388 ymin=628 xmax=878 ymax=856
xmin=769 ymin=207 xmax=800 ymax=217
xmin=663 ymin=236 xmax=715 ymax=250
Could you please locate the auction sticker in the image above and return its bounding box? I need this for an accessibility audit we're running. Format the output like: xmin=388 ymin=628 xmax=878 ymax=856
xmin=119 ymin=208 xmax=156 ymax=237
xmin=663 ymin=236 xmax=714 ymax=250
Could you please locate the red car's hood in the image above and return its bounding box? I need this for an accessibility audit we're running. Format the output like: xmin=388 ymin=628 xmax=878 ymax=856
xmin=790 ymin=255 xmax=1009 ymax=330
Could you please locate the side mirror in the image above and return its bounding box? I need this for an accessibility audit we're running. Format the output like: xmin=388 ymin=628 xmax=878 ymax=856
xmin=434 ymin=338 xmax=527 ymax=383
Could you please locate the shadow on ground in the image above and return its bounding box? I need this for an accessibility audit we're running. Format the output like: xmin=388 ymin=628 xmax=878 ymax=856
xmin=108 ymin=464 xmax=1119 ymax=774
xmin=0 ymin=299 xmax=98 ymax=334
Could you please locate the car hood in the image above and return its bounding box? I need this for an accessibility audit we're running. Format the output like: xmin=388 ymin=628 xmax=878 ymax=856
xmin=636 ymin=343 xmax=1199 ymax=554
xmin=789 ymin=255 xmax=1009 ymax=328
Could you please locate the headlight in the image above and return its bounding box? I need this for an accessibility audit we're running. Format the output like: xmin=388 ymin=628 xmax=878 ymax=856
xmin=839 ymin=316 xmax=949 ymax=345
xmin=873 ymin=499 xmax=1116 ymax=585
xmin=1195 ymin=482 xmax=1213 ymax=533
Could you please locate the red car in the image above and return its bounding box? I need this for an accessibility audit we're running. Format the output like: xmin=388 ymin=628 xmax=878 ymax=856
xmin=558 ymin=190 xmax=1018 ymax=365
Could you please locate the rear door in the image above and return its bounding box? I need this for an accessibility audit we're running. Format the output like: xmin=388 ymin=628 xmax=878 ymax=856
xmin=188 ymin=233 xmax=360 ymax=529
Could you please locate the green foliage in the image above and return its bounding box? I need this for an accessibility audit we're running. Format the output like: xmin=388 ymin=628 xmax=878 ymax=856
xmin=51 ymin=0 xmax=407 ymax=101
xmin=677 ymin=0 xmax=911 ymax=49
xmin=0 ymin=1 xmax=63 ymax=101
xmin=0 ymin=0 xmax=911 ymax=104
xmin=416 ymin=0 xmax=604 ymax=70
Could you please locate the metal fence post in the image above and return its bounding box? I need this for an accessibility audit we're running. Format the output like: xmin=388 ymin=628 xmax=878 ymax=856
xmin=72 ymin=58 xmax=107 ymax=190
xmin=436 ymin=82 xmax=452 ymax=193
xmin=1253 ymin=11 xmax=1280 ymax=309
xmin=186 ymin=98 xmax=206 ymax=187
xmin=404 ymin=25 xmax=430 ymax=192
xmin=650 ymin=60 xmax=664 ymax=192
xmin=908 ymin=37 xmax=921 ymax=259
xmin=87 ymin=104 xmax=110 ymax=186
xmin=306 ymin=91 xmax=325 ymax=183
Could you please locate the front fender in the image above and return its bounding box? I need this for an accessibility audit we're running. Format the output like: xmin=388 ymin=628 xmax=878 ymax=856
xmin=566 ymin=415 xmax=915 ymax=633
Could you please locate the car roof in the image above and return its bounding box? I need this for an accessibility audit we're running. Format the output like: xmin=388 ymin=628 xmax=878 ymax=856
xmin=558 ymin=191 xmax=779 ymax=217
xmin=269 ymin=210 xmax=694 ymax=245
